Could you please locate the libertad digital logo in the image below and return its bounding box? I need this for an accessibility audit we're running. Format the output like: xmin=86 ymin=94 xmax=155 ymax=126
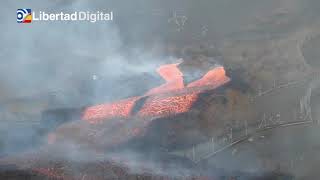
xmin=17 ymin=9 xmax=32 ymax=23
xmin=17 ymin=9 xmax=113 ymax=23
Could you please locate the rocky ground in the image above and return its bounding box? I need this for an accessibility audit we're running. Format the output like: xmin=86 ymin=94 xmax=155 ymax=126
xmin=2 ymin=0 xmax=320 ymax=179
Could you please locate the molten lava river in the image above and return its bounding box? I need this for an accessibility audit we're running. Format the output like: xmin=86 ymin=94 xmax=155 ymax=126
xmin=82 ymin=61 xmax=230 ymax=123
xmin=0 ymin=60 xmax=231 ymax=180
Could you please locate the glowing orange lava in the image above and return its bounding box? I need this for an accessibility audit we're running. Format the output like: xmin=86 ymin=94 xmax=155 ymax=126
xmin=146 ymin=62 xmax=184 ymax=95
xmin=138 ymin=92 xmax=199 ymax=117
xmin=82 ymin=97 xmax=140 ymax=123
xmin=82 ymin=61 xmax=230 ymax=123
xmin=187 ymin=66 xmax=229 ymax=88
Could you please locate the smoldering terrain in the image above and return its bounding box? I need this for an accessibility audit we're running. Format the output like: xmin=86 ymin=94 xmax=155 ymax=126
xmin=1 ymin=0 xmax=320 ymax=179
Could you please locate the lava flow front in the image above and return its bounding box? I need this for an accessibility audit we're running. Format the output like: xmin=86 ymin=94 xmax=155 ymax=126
xmin=82 ymin=61 xmax=230 ymax=123
xmin=1 ymin=60 xmax=231 ymax=180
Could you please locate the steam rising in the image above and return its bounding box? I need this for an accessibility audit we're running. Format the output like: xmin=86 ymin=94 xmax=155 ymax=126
xmin=0 ymin=0 xmax=195 ymax=177
xmin=2 ymin=0 xmax=320 ymax=179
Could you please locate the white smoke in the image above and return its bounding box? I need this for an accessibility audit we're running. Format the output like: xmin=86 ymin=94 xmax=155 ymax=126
xmin=0 ymin=0 xmax=191 ymax=177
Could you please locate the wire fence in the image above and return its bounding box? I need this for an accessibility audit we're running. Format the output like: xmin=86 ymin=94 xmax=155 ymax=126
xmin=171 ymin=73 xmax=320 ymax=163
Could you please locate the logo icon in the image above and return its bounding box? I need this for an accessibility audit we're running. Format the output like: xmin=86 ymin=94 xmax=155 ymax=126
xmin=17 ymin=9 xmax=32 ymax=23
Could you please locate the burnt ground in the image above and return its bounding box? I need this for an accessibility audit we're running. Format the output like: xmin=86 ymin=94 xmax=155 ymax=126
xmin=2 ymin=0 xmax=320 ymax=179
